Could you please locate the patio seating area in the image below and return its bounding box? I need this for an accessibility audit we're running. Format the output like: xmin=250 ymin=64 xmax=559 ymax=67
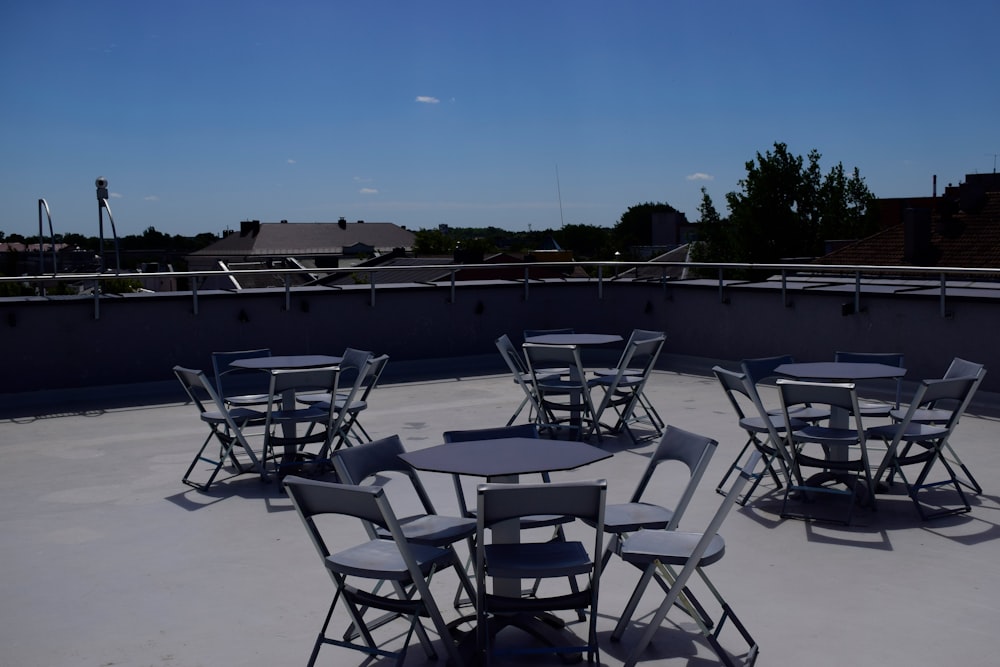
xmin=2 ymin=353 xmax=1000 ymax=666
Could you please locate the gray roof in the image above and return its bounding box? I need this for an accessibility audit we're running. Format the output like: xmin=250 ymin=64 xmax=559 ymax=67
xmin=190 ymin=222 xmax=415 ymax=258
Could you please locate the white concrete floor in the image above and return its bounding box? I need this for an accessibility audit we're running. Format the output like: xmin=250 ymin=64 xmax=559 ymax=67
xmin=2 ymin=359 xmax=999 ymax=667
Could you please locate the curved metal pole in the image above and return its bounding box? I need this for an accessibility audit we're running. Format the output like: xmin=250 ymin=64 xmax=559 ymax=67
xmin=37 ymin=199 xmax=57 ymax=275
xmin=99 ymin=198 xmax=121 ymax=275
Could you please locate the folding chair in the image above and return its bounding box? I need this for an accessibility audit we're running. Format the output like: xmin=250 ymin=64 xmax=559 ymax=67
xmin=612 ymin=452 xmax=762 ymax=667
xmin=834 ymin=351 xmax=905 ymax=418
xmin=260 ymin=365 xmax=343 ymax=480
xmin=590 ymin=332 xmax=666 ymax=442
xmin=475 ymin=479 xmax=606 ymax=664
xmin=495 ymin=334 xmax=556 ymax=426
xmin=283 ymin=476 xmax=466 ymax=667
xmin=523 ymin=342 xmax=600 ymax=441
xmin=330 ymin=434 xmax=477 ymax=607
xmin=174 ymin=365 xmax=264 ymax=490
xmin=777 ymin=379 xmax=875 ymax=524
xmin=336 ymin=353 xmax=390 ymax=445
xmin=443 ymin=424 xmax=578 ymax=612
xmin=600 ymin=425 xmax=717 ymax=569
xmin=713 ymin=366 xmax=803 ymax=505
xmin=210 ymin=348 xmax=272 ymax=407
xmin=868 ymin=375 xmax=979 ymax=519
xmin=591 ymin=329 xmax=667 ymax=431
xmin=889 ymin=357 xmax=986 ymax=494
xmin=741 ymin=355 xmax=830 ymax=423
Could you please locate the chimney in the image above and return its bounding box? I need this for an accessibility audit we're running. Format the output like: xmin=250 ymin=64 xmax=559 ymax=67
xmin=240 ymin=220 xmax=261 ymax=237
xmin=902 ymin=208 xmax=931 ymax=265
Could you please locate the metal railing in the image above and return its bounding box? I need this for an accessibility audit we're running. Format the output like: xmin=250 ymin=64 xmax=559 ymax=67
xmin=3 ymin=260 xmax=999 ymax=320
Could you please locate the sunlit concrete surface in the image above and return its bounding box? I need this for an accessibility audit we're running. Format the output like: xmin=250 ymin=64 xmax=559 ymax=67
xmin=2 ymin=356 xmax=998 ymax=667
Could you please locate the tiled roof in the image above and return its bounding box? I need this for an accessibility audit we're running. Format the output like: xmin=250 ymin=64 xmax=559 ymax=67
xmin=189 ymin=221 xmax=415 ymax=257
xmin=816 ymin=191 xmax=1000 ymax=269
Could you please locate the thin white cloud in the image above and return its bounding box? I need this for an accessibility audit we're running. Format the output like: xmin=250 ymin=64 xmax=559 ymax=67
xmin=416 ymin=96 xmax=440 ymax=104
xmin=686 ymin=172 xmax=714 ymax=181
xmin=353 ymin=176 xmax=373 ymax=183
xmin=359 ymin=188 xmax=379 ymax=195
xmin=143 ymin=195 xmax=159 ymax=202
xmin=110 ymin=192 xmax=123 ymax=198
xmin=287 ymin=159 xmax=296 ymax=164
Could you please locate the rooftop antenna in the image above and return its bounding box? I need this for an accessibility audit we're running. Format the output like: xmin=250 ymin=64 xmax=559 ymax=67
xmin=988 ymin=153 xmax=998 ymax=174
xmin=555 ymin=164 xmax=565 ymax=227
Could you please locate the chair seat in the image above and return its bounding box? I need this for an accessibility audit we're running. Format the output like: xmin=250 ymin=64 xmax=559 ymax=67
xmin=603 ymin=502 xmax=675 ymax=534
xmin=868 ymin=422 xmax=949 ymax=442
xmin=269 ymin=406 xmax=329 ymax=423
xmin=326 ymin=538 xmax=451 ymax=579
xmin=768 ymin=405 xmax=830 ymax=422
xmin=201 ymin=407 xmax=264 ymax=424
xmin=591 ymin=367 xmax=642 ymax=377
xmin=225 ymin=393 xmax=272 ymax=406
xmin=375 ymin=514 xmax=477 ymax=546
xmin=890 ymin=406 xmax=952 ymax=424
xmin=484 ymin=540 xmax=592 ymax=579
xmin=792 ymin=425 xmax=864 ymax=446
xmin=855 ymin=399 xmax=892 ymax=416
xmin=619 ymin=529 xmax=726 ymax=568
xmin=739 ymin=414 xmax=804 ymax=434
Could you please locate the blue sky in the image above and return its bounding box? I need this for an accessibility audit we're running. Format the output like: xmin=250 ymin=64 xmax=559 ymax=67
xmin=2 ymin=0 xmax=998 ymax=238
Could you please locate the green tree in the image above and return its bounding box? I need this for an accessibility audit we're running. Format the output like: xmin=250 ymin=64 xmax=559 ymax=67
xmin=718 ymin=142 xmax=877 ymax=263
xmin=690 ymin=187 xmax=736 ymax=264
xmin=413 ymin=229 xmax=454 ymax=255
xmin=552 ymin=224 xmax=613 ymax=260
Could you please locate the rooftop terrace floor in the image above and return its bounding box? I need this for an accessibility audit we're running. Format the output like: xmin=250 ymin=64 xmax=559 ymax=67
xmin=2 ymin=356 xmax=999 ymax=667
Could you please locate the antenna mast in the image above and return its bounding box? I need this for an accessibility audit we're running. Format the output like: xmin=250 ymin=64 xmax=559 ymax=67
xmin=556 ymin=164 xmax=565 ymax=227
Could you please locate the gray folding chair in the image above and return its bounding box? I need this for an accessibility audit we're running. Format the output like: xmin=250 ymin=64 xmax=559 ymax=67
xmin=591 ymin=329 xmax=667 ymax=431
xmin=590 ymin=332 xmax=666 ymax=442
xmin=283 ymin=475 xmax=465 ymax=667
xmin=260 ymin=365 xmax=342 ymax=479
xmin=210 ymin=348 xmax=272 ymax=407
xmin=495 ymin=334 xmax=552 ymax=426
xmin=777 ymin=379 xmax=875 ymax=524
xmin=834 ymin=351 xmax=905 ymax=418
xmin=868 ymin=375 xmax=979 ymax=519
xmin=889 ymin=357 xmax=986 ymax=494
xmin=741 ymin=354 xmax=830 ymax=423
xmin=713 ymin=366 xmax=803 ymax=505
xmin=335 ymin=353 xmax=390 ymax=445
xmin=612 ymin=452 xmax=762 ymax=667
xmin=475 ymin=479 xmax=606 ymax=664
xmin=600 ymin=425 xmax=717 ymax=569
xmin=523 ymin=342 xmax=600 ymax=441
xmin=443 ymin=424 xmax=578 ymax=612
xmin=174 ymin=365 xmax=264 ymax=490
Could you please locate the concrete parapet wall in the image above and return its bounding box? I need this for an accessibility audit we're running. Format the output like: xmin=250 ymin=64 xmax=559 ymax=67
xmin=1 ymin=279 xmax=994 ymax=394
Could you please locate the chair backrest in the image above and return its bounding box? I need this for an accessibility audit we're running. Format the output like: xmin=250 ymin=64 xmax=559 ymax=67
xmin=355 ymin=353 xmax=390 ymax=402
xmin=630 ymin=425 xmax=717 ymax=530
xmin=477 ymin=478 xmax=606 ymax=531
xmin=713 ymin=366 xmax=755 ymax=421
xmin=338 ymin=347 xmax=373 ymax=390
xmin=267 ymin=366 xmax=339 ymax=399
xmin=331 ymin=434 xmax=437 ymax=517
xmin=496 ymin=333 xmax=529 ymax=376
xmin=444 ymin=424 xmax=540 ymax=443
xmin=523 ymin=342 xmax=586 ymax=383
xmin=211 ymin=348 xmax=271 ymax=400
xmin=944 ymin=357 xmax=985 ymax=380
xmin=740 ymin=355 xmax=795 ymax=386
xmin=174 ymin=365 xmax=218 ymax=417
xmin=443 ymin=424 xmax=540 ymax=516
xmin=777 ymin=378 xmax=862 ymax=420
xmin=896 ymin=376 xmax=978 ymax=433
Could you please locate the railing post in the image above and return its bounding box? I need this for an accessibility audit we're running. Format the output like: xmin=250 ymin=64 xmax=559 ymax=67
xmin=598 ymin=266 xmax=604 ymax=299
xmin=284 ymin=274 xmax=291 ymax=311
xmin=940 ymin=273 xmax=947 ymax=318
xmin=369 ymin=271 xmax=376 ymax=307
xmin=523 ymin=266 xmax=529 ymax=301
xmin=854 ymin=271 xmax=861 ymax=314
xmin=192 ymin=278 xmax=199 ymax=315
xmin=718 ymin=267 xmax=725 ymax=303
xmin=93 ymin=279 xmax=100 ymax=320
xmin=781 ymin=269 xmax=789 ymax=307
xmin=450 ymin=269 xmax=456 ymax=303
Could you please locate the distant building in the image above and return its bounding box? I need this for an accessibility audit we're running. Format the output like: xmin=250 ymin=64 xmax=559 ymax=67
xmin=818 ymin=172 xmax=1000 ymax=270
xmin=186 ymin=219 xmax=416 ymax=289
